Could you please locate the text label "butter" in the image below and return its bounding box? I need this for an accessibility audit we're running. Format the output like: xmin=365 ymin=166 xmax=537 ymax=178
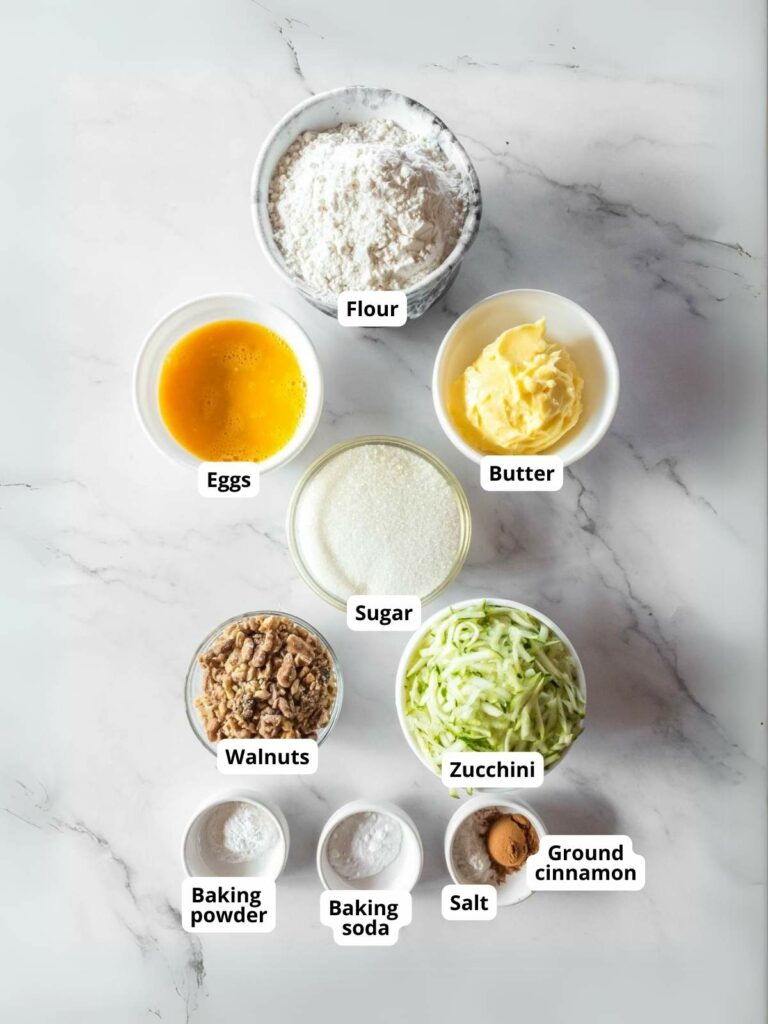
xmin=480 ymin=456 xmax=564 ymax=492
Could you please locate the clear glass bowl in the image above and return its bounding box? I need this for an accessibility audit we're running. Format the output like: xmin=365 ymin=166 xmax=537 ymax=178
xmin=286 ymin=435 xmax=472 ymax=611
xmin=185 ymin=610 xmax=344 ymax=755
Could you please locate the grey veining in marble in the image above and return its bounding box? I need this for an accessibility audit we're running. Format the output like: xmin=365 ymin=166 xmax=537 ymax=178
xmin=1 ymin=1 xmax=765 ymax=1022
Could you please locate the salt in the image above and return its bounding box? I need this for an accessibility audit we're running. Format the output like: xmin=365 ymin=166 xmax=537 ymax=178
xmin=294 ymin=443 xmax=463 ymax=598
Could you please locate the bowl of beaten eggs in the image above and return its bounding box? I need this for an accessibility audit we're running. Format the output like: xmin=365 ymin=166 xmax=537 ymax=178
xmin=133 ymin=293 xmax=323 ymax=472
xmin=433 ymin=289 xmax=619 ymax=467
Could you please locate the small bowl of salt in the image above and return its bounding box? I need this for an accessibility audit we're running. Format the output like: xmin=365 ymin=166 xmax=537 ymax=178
xmin=317 ymin=800 xmax=423 ymax=891
xmin=445 ymin=794 xmax=548 ymax=907
xmin=182 ymin=792 xmax=289 ymax=879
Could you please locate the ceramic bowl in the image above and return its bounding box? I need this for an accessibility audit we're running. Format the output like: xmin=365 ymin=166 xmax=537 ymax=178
xmin=133 ymin=293 xmax=323 ymax=471
xmin=444 ymin=794 xmax=547 ymax=906
xmin=251 ymin=86 xmax=482 ymax=319
xmin=395 ymin=597 xmax=587 ymax=780
xmin=433 ymin=289 xmax=620 ymax=466
xmin=181 ymin=791 xmax=290 ymax=879
xmin=316 ymin=800 xmax=423 ymax=891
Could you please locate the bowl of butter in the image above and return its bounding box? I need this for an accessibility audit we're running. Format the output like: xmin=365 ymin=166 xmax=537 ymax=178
xmin=432 ymin=289 xmax=619 ymax=467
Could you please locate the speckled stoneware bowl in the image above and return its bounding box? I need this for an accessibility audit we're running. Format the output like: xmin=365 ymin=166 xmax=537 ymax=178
xmin=251 ymin=86 xmax=482 ymax=319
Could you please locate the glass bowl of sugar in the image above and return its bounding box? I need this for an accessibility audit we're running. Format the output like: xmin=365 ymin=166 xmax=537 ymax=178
xmin=286 ymin=436 xmax=471 ymax=611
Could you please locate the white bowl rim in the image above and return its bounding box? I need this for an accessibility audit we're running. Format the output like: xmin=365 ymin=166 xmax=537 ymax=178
xmin=180 ymin=790 xmax=290 ymax=879
xmin=394 ymin=596 xmax=587 ymax=778
xmin=250 ymin=85 xmax=483 ymax=310
xmin=443 ymin=793 xmax=548 ymax=904
xmin=132 ymin=291 xmax=323 ymax=473
xmin=432 ymin=287 xmax=620 ymax=467
xmin=316 ymin=798 xmax=424 ymax=891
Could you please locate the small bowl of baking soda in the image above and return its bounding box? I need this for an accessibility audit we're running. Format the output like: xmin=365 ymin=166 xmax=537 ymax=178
xmin=252 ymin=86 xmax=482 ymax=319
xmin=317 ymin=800 xmax=423 ymax=891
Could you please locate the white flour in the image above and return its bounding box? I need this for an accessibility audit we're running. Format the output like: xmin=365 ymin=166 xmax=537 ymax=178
xmin=327 ymin=811 xmax=403 ymax=881
xmin=268 ymin=120 xmax=467 ymax=296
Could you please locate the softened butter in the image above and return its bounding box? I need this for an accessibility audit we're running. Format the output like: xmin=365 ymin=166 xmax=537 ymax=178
xmin=448 ymin=318 xmax=583 ymax=455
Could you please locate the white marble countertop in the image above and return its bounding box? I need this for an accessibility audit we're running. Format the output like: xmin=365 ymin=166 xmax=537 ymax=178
xmin=1 ymin=1 xmax=765 ymax=1021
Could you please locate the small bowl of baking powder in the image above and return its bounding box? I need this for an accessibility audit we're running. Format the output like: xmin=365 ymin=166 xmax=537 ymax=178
xmin=252 ymin=87 xmax=482 ymax=319
xmin=182 ymin=792 xmax=290 ymax=879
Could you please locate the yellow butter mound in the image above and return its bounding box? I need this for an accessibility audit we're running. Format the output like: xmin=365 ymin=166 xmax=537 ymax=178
xmin=448 ymin=319 xmax=583 ymax=455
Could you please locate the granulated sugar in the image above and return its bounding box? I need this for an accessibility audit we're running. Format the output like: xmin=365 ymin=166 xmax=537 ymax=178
xmin=294 ymin=442 xmax=463 ymax=598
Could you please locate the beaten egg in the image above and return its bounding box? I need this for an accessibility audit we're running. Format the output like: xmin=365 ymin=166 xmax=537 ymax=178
xmin=158 ymin=319 xmax=306 ymax=462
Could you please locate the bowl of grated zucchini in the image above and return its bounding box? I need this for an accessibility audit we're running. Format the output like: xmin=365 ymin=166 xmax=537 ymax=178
xmin=395 ymin=598 xmax=586 ymax=785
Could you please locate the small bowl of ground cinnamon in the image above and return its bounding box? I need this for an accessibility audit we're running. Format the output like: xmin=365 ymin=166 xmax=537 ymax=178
xmin=185 ymin=610 xmax=343 ymax=754
xmin=445 ymin=795 xmax=548 ymax=907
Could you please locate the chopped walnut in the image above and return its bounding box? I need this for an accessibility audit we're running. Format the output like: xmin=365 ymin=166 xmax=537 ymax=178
xmin=194 ymin=614 xmax=337 ymax=744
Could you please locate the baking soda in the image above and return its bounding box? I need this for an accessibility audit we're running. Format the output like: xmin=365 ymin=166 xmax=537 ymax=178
xmin=327 ymin=812 xmax=403 ymax=881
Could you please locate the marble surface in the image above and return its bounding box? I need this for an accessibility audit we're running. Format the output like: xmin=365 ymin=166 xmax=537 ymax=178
xmin=1 ymin=1 xmax=765 ymax=1021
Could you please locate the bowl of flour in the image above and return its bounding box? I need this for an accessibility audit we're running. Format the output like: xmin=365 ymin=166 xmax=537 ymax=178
xmin=252 ymin=87 xmax=482 ymax=319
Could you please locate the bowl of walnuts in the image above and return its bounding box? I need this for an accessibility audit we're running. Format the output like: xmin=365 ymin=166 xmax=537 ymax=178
xmin=185 ymin=611 xmax=343 ymax=755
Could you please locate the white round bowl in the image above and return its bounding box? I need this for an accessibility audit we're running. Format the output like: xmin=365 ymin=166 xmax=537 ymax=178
xmin=133 ymin=293 xmax=323 ymax=471
xmin=445 ymin=794 xmax=547 ymax=907
xmin=181 ymin=791 xmax=290 ymax=879
xmin=316 ymin=799 xmax=423 ymax=892
xmin=251 ymin=86 xmax=482 ymax=319
xmin=433 ymin=289 xmax=620 ymax=466
xmin=395 ymin=597 xmax=587 ymax=781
